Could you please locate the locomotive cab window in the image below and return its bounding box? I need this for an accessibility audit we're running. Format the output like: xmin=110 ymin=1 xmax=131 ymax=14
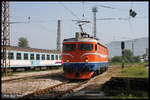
xmin=78 ymin=44 xmax=93 ymax=51
xmin=63 ymin=44 xmax=76 ymax=51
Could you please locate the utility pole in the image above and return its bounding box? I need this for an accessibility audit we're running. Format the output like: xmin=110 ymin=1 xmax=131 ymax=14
xmin=132 ymin=41 xmax=134 ymax=56
xmin=57 ymin=20 xmax=61 ymax=52
xmin=1 ymin=1 xmax=10 ymax=76
xmin=92 ymin=7 xmax=98 ymax=38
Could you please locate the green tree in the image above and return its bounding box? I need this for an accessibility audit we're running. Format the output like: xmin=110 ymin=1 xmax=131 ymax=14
xmin=123 ymin=49 xmax=133 ymax=63
xmin=18 ymin=37 xmax=30 ymax=48
xmin=132 ymin=56 xmax=141 ymax=63
xmin=111 ymin=56 xmax=122 ymax=63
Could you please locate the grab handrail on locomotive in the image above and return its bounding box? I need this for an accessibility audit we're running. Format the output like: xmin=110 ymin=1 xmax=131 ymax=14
xmin=62 ymin=20 xmax=108 ymax=79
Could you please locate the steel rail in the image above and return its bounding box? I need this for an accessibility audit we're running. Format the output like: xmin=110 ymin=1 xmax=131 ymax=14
xmin=2 ymin=72 xmax=62 ymax=83
xmin=21 ymin=81 xmax=70 ymax=99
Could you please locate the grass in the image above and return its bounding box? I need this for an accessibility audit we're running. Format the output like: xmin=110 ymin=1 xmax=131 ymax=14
xmin=110 ymin=62 xmax=149 ymax=98
xmin=117 ymin=63 xmax=149 ymax=78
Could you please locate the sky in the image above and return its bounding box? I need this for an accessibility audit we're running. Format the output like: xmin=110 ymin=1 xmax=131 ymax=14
xmin=9 ymin=1 xmax=149 ymax=50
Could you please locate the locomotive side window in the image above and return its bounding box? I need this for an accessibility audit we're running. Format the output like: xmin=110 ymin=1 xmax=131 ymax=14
xmin=24 ymin=53 xmax=28 ymax=60
xmin=78 ymin=44 xmax=93 ymax=51
xmin=63 ymin=44 xmax=76 ymax=51
xmin=17 ymin=53 xmax=21 ymax=60
xmin=95 ymin=44 xmax=97 ymax=51
xmin=8 ymin=52 xmax=14 ymax=60
xmin=31 ymin=54 xmax=34 ymax=60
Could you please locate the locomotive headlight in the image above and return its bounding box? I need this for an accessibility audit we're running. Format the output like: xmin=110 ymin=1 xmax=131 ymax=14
xmin=85 ymin=57 xmax=88 ymax=62
xmin=66 ymin=59 xmax=69 ymax=63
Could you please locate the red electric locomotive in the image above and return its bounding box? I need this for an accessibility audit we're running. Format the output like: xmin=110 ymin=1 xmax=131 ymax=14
xmin=62 ymin=21 xmax=108 ymax=79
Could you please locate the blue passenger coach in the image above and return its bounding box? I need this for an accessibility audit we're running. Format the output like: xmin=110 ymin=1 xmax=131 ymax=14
xmin=1 ymin=46 xmax=62 ymax=71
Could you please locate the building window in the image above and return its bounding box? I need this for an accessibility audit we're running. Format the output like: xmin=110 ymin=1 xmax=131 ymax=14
xmin=42 ymin=54 xmax=45 ymax=60
xmin=17 ymin=53 xmax=21 ymax=60
xmin=31 ymin=54 xmax=34 ymax=60
xmin=51 ymin=55 xmax=54 ymax=60
xmin=47 ymin=55 xmax=50 ymax=60
xmin=8 ymin=52 xmax=14 ymax=60
xmin=24 ymin=53 xmax=28 ymax=60
xmin=36 ymin=54 xmax=40 ymax=60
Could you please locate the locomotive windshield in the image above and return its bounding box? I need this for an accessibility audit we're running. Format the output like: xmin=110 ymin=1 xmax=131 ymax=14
xmin=63 ymin=44 xmax=76 ymax=51
xmin=78 ymin=44 xmax=93 ymax=51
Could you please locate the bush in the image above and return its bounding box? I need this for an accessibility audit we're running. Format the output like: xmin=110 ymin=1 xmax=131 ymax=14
xmin=111 ymin=56 xmax=122 ymax=63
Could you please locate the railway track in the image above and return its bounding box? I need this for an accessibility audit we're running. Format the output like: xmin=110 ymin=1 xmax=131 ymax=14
xmin=2 ymin=65 xmax=130 ymax=83
xmin=20 ymin=68 xmax=107 ymax=99
xmin=2 ymin=71 xmax=63 ymax=83
xmin=2 ymin=65 xmax=133 ymax=99
xmin=20 ymin=80 xmax=89 ymax=99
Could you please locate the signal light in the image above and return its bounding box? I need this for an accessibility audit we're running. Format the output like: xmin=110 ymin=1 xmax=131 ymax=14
xmin=121 ymin=41 xmax=125 ymax=50
xmin=130 ymin=9 xmax=137 ymax=18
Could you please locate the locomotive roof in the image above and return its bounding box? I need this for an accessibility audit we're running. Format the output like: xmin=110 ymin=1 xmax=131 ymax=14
xmin=63 ymin=37 xmax=98 ymax=43
xmin=63 ymin=32 xmax=107 ymax=49
xmin=1 ymin=45 xmax=61 ymax=54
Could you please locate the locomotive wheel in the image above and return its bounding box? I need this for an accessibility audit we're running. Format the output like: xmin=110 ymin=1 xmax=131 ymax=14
xmin=92 ymin=72 xmax=97 ymax=77
xmin=100 ymin=68 xmax=103 ymax=74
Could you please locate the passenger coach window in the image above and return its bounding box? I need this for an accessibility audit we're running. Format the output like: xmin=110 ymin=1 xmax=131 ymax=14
xmin=31 ymin=54 xmax=34 ymax=60
xmin=56 ymin=55 xmax=58 ymax=60
xmin=78 ymin=44 xmax=93 ymax=51
xmin=47 ymin=55 xmax=50 ymax=60
xmin=51 ymin=55 xmax=54 ymax=60
xmin=59 ymin=55 xmax=61 ymax=60
xmin=17 ymin=53 xmax=21 ymax=60
xmin=8 ymin=52 xmax=14 ymax=60
xmin=24 ymin=53 xmax=28 ymax=60
xmin=63 ymin=44 xmax=76 ymax=51
xmin=36 ymin=54 xmax=40 ymax=60
xmin=42 ymin=54 xmax=45 ymax=60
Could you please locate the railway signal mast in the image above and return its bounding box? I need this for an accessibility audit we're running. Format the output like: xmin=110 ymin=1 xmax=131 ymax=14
xmin=1 ymin=1 xmax=10 ymax=76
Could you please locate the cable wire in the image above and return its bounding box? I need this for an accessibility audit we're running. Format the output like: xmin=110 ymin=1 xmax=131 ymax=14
xmin=59 ymin=3 xmax=80 ymax=20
